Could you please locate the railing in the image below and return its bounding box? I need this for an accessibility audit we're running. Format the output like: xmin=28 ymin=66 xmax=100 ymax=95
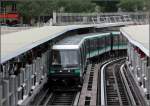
xmin=53 ymin=12 xmax=149 ymax=25
xmin=91 ymin=15 xmax=132 ymax=24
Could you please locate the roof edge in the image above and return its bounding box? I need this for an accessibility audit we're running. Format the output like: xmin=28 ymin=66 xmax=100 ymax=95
xmin=120 ymin=28 xmax=149 ymax=57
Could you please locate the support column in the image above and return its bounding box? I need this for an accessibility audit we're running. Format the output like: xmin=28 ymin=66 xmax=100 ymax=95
xmin=3 ymin=79 xmax=9 ymax=106
xmin=10 ymin=75 xmax=16 ymax=106
xmin=32 ymin=60 xmax=36 ymax=86
xmin=0 ymin=85 xmax=2 ymax=106
xmin=147 ymin=67 xmax=150 ymax=100
xmin=26 ymin=64 xmax=31 ymax=96
xmin=53 ymin=12 xmax=57 ymax=25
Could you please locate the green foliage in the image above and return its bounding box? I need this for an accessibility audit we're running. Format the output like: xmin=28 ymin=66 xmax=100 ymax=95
xmin=17 ymin=0 xmax=99 ymax=23
xmin=61 ymin=0 xmax=97 ymax=13
xmin=17 ymin=0 xmax=98 ymax=16
xmin=144 ymin=0 xmax=150 ymax=10
xmin=118 ymin=0 xmax=145 ymax=12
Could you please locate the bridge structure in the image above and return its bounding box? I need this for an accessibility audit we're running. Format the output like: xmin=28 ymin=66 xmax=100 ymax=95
xmin=0 ymin=12 xmax=149 ymax=106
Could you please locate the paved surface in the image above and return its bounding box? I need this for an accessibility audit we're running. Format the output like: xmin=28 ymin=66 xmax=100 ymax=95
xmin=78 ymin=63 xmax=100 ymax=106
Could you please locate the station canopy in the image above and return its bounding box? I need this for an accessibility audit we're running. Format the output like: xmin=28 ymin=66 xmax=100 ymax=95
xmin=120 ymin=24 xmax=149 ymax=57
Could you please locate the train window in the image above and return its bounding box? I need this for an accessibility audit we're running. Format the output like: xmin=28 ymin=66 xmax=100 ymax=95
xmin=105 ymin=36 xmax=110 ymax=47
xmin=113 ymin=35 xmax=118 ymax=45
xmin=122 ymin=35 xmax=127 ymax=45
xmin=60 ymin=50 xmax=78 ymax=67
xmin=52 ymin=50 xmax=61 ymax=65
xmin=100 ymin=37 xmax=105 ymax=49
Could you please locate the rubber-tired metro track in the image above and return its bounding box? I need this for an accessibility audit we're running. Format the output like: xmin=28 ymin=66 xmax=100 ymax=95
xmin=105 ymin=59 xmax=131 ymax=106
xmin=47 ymin=91 xmax=77 ymax=106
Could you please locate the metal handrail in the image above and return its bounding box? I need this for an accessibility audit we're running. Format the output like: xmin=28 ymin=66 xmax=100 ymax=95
xmin=92 ymin=15 xmax=133 ymax=24
xmin=53 ymin=12 xmax=149 ymax=25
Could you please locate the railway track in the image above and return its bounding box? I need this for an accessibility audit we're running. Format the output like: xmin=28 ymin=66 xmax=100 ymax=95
xmin=122 ymin=64 xmax=148 ymax=106
xmin=100 ymin=58 xmax=133 ymax=106
xmin=100 ymin=58 xmax=147 ymax=106
xmin=32 ymin=90 xmax=79 ymax=106
xmin=47 ymin=91 xmax=77 ymax=105
xmin=105 ymin=59 xmax=131 ymax=106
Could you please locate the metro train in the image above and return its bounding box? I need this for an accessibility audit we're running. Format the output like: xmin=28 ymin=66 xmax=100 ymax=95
xmin=48 ymin=32 xmax=127 ymax=85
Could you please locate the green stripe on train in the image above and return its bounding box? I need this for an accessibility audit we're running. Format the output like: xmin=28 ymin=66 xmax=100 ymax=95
xmin=74 ymin=68 xmax=80 ymax=76
xmin=86 ymin=45 xmax=127 ymax=58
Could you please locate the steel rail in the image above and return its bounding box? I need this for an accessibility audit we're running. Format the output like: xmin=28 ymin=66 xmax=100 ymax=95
xmin=124 ymin=64 xmax=148 ymax=106
xmin=48 ymin=92 xmax=76 ymax=105
xmin=120 ymin=64 xmax=136 ymax=106
xmin=101 ymin=58 xmax=125 ymax=106
xmin=113 ymin=64 xmax=124 ymax=106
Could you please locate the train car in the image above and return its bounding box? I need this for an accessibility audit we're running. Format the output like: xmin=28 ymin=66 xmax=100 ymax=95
xmin=48 ymin=34 xmax=89 ymax=86
xmin=48 ymin=32 xmax=127 ymax=86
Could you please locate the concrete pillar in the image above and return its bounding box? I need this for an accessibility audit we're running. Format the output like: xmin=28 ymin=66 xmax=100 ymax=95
xmin=25 ymin=64 xmax=30 ymax=95
xmin=3 ymin=79 xmax=9 ymax=106
xmin=36 ymin=57 xmax=41 ymax=84
xmin=41 ymin=52 xmax=47 ymax=76
xmin=13 ymin=75 xmax=18 ymax=106
xmin=142 ymin=60 xmax=147 ymax=91
xmin=53 ymin=12 xmax=57 ymax=25
xmin=132 ymin=49 xmax=136 ymax=77
xmin=128 ymin=43 xmax=131 ymax=64
xmin=130 ymin=45 xmax=134 ymax=66
xmin=83 ymin=17 xmax=88 ymax=24
xmin=0 ymin=85 xmax=2 ymax=106
xmin=136 ymin=54 xmax=141 ymax=79
xmin=97 ymin=15 xmax=100 ymax=23
xmin=17 ymin=72 xmax=21 ymax=88
xmin=39 ymin=57 xmax=43 ymax=80
xmin=147 ymin=66 xmax=150 ymax=100
xmin=141 ymin=59 xmax=146 ymax=88
xmin=134 ymin=52 xmax=138 ymax=78
xmin=21 ymin=68 xmax=25 ymax=85
xmin=32 ymin=60 xmax=36 ymax=75
xmin=137 ymin=67 xmax=141 ymax=82
xmin=32 ymin=60 xmax=36 ymax=86
xmin=9 ymin=75 xmax=16 ymax=106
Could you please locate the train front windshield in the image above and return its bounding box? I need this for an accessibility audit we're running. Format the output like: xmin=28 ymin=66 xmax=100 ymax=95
xmin=52 ymin=50 xmax=78 ymax=68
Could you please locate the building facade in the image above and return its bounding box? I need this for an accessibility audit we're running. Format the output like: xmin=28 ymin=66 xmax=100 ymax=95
xmin=0 ymin=0 xmax=20 ymax=25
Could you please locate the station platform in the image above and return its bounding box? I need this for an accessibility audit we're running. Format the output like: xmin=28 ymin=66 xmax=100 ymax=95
xmin=120 ymin=24 xmax=150 ymax=104
xmin=1 ymin=22 xmax=132 ymax=64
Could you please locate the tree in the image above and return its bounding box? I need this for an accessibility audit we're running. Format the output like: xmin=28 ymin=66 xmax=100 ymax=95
xmin=118 ymin=0 xmax=145 ymax=12
xmin=17 ymin=1 xmax=44 ymax=24
xmin=17 ymin=0 xmax=99 ymax=24
xmin=144 ymin=0 xmax=150 ymax=11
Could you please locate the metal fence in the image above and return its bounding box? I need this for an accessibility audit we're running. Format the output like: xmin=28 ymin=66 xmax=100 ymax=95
xmin=53 ymin=12 xmax=149 ymax=25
